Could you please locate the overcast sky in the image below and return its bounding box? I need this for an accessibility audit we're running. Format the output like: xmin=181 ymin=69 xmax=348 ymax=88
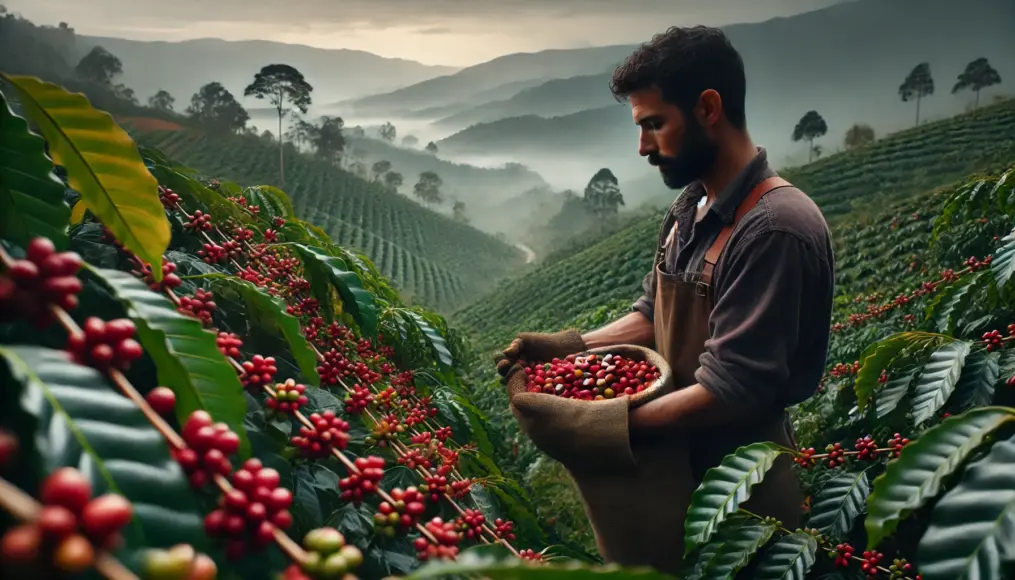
xmin=9 ymin=0 xmax=849 ymax=67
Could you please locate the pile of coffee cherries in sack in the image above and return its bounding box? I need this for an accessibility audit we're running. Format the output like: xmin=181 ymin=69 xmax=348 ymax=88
xmin=522 ymin=352 xmax=661 ymax=400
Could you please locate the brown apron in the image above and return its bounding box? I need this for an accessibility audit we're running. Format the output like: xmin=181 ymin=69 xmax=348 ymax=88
xmin=652 ymin=176 xmax=804 ymax=554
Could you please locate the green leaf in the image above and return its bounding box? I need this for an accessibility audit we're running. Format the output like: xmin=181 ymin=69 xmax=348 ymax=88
xmin=396 ymin=308 xmax=453 ymax=368
xmin=876 ymin=365 xmax=920 ymax=419
xmin=865 ymin=406 xmax=1015 ymax=548
xmin=289 ymin=244 xmax=378 ymax=338
xmin=807 ymin=470 xmax=870 ymax=538
xmin=685 ymin=515 xmax=776 ymax=580
xmin=404 ymin=547 xmax=674 ymax=579
xmin=211 ymin=277 xmax=320 ymax=384
xmin=243 ymin=185 xmax=294 ymax=221
xmin=927 ymin=274 xmax=979 ymax=335
xmin=0 ymin=345 xmax=205 ymax=553
xmin=950 ymin=350 xmax=999 ymax=412
xmin=751 ymin=533 xmax=818 ymax=580
xmin=916 ymin=434 xmax=1015 ymax=580
xmin=85 ymin=266 xmax=250 ymax=458
xmin=684 ymin=442 xmax=789 ymax=551
xmin=150 ymin=165 xmax=253 ymax=227
xmin=910 ymin=341 xmax=972 ymax=424
xmin=2 ymin=75 xmax=170 ymax=274
xmin=991 ymin=233 xmax=1015 ymax=290
xmin=0 ymin=90 xmax=71 ymax=248
xmin=855 ymin=332 xmax=942 ymax=412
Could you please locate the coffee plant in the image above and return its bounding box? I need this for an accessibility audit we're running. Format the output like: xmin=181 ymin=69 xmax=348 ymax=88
xmin=4 ymin=70 xmax=1015 ymax=580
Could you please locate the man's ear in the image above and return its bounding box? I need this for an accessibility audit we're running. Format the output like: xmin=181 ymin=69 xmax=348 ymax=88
xmin=696 ymin=89 xmax=724 ymax=128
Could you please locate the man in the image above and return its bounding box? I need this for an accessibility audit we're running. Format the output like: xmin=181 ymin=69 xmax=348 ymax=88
xmin=497 ymin=25 xmax=835 ymax=570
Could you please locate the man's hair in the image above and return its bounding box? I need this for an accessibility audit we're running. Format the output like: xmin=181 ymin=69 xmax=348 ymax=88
xmin=610 ymin=25 xmax=747 ymax=129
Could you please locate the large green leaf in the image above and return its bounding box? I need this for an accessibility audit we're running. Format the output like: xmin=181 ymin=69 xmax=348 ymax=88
xmin=0 ymin=90 xmax=70 ymax=248
xmin=86 ymin=266 xmax=250 ymax=457
xmin=2 ymin=75 xmax=170 ymax=274
xmin=684 ymin=442 xmax=789 ymax=551
xmin=243 ymin=185 xmax=294 ymax=221
xmin=854 ymin=332 xmax=942 ymax=412
xmin=876 ymin=365 xmax=920 ymax=419
xmin=289 ymin=243 xmax=378 ymax=338
xmin=909 ymin=340 xmax=972 ymax=424
xmin=0 ymin=345 xmax=205 ymax=556
xmin=927 ymin=274 xmax=979 ymax=335
xmin=210 ymin=277 xmax=320 ymax=383
xmin=916 ymin=434 xmax=1015 ymax=580
xmin=807 ymin=470 xmax=870 ymax=538
xmin=685 ymin=515 xmax=776 ymax=580
xmin=865 ymin=407 xmax=1015 ymax=548
xmin=399 ymin=309 xmax=453 ymax=368
xmin=991 ymin=233 xmax=1015 ymax=290
xmin=950 ymin=350 xmax=999 ymax=412
xmin=751 ymin=533 xmax=818 ymax=580
xmin=405 ymin=547 xmax=673 ymax=579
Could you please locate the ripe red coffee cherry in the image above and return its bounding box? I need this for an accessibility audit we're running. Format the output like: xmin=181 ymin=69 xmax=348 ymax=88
xmin=37 ymin=506 xmax=78 ymax=540
xmin=80 ymin=494 xmax=134 ymax=539
xmin=39 ymin=467 xmax=92 ymax=514
xmin=146 ymin=387 xmax=177 ymax=416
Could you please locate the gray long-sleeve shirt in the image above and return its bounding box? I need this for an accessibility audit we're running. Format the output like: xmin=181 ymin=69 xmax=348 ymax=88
xmin=633 ymin=148 xmax=835 ymax=411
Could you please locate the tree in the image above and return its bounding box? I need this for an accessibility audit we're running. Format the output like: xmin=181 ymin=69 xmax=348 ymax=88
xmin=452 ymin=200 xmax=468 ymax=224
xmin=378 ymin=122 xmax=396 ymax=143
xmin=186 ymin=82 xmax=249 ymax=135
xmin=371 ymin=160 xmax=392 ymax=181
xmin=384 ymin=171 xmax=403 ymax=192
xmin=75 ymin=46 xmax=122 ymax=86
xmin=899 ymin=63 xmax=934 ymax=126
xmin=311 ymin=116 xmax=345 ymax=164
xmin=148 ymin=89 xmax=175 ymax=112
xmin=952 ymin=57 xmax=1002 ymax=109
xmin=114 ymin=84 xmax=137 ymax=105
xmin=791 ymin=110 xmax=828 ymax=162
xmin=244 ymin=64 xmax=314 ymax=186
xmin=425 ymin=141 xmax=438 ymax=155
xmin=583 ymin=168 xmax=624 ymax=219
xmin=414 ymin=172 xmax=443 ymax=208
xmin=402 ymin=135 xmax=419 ymax=148
xmin=843 ymin=123 xmax=875 ymax=150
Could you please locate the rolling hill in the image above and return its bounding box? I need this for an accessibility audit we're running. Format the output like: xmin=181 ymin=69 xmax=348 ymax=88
xmin=339 ymin=44 xmax=631 ymax=116
xmin=76 ymin=36 xmax=457 ymax=112
xmin=453 ymin=97 xmax=1015 ymax=355
xmin=431 ymin=0 xmax=1014 ymax=195
xmin=122 ymin=125 xmax=526 ymax=314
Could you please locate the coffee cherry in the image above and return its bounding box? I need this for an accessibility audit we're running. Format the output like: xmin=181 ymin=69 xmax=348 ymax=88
xmin=39 ymin=467 xmax=92 ymax=514
xmin=37 ymin=506 xmax=78 ymax=540
xmin=0 ymin=237 xmax=83 ymax=327
xmin=493 ymin=518 xmax=516 ymax=541
xmin=80 ymin=493 xmax=134 ymax=540
xmin=0 ymin=428 xmax=19 ymax=470
xmin=338 ymin=456 xmax=385 ymax=504
xmin=53 ymin=534 xmax=95 ymax=573
xmin=216 ymin=332 xmax=243 ymax=358
xmin=343 ymin=384 xmax=374 ymax=415
xmin=178 ymin=289 xmax=217 ymax=327
xmin=66 ymin=317 xmax=144 ymax=372
xmin=184 ymin=210 xmax=213 ymax=232
xmin=265 ymin=379 xmax=308 ymax=416
xmin=414 ymin=517 xmax=460 ymax=562
xmin=240 ymin=354 xmax=277 ymax=391
xmin=146 ymin=387 xmax=177 ymax=416
xmin=523 ymin=352 xmax=660 ymax=400
xmin=291 ymin=411 xmax=350 ymax=459
xmin=855 ymin=435 xmax=878 ymax=460
xmin=175 ymin=410 xmax=240 ymax=488
xmin=1 ymin=524 xmax=42 ymax=566
xmin=204 ymin=460 xmax=293 ymax=559
xmin=134 ymin=259 xmax=183 ymax=293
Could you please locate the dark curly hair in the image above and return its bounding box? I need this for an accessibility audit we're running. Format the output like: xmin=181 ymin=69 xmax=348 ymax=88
xmin=610 ymin=25 xmax=747 ymax=129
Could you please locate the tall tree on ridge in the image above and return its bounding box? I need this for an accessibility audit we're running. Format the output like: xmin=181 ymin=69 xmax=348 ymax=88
xmin=792 ymin=110 xmax=828 ymax=162
xmin=899 ymin=62 xmax=934 ymax=126
xmin=952 ymin=57 xmax=1002 ymax=110
xmin=244 ymin=64 xmax=314 ymax=186
xmin=148 ymin=89 xmax=175 ymax=112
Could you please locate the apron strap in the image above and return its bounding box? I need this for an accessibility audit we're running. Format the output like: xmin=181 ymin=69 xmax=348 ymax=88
xmin=700 ymin=176 xmax=792 ymax=285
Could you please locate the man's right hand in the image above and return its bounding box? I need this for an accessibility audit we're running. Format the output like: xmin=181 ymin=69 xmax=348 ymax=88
xmin=495 ymin=330 xmax=587 ymax=381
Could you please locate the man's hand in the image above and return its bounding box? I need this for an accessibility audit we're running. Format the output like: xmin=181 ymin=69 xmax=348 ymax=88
xmin=495 ymin=330 xmax=587 ymax=380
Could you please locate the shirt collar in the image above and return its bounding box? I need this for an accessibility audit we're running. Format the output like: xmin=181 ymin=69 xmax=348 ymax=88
xmin=673 ymin=147 xmax=770 ymax=226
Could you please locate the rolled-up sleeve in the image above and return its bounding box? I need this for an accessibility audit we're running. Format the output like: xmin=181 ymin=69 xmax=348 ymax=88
xmin=695 ymin=230 xmax=822 ymax=412
xmin=632 ymin=269 xmax=656 ymax=322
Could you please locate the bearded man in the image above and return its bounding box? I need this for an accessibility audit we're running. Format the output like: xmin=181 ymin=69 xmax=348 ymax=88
xmin=496 ymin=25 xmax=835 ymax=573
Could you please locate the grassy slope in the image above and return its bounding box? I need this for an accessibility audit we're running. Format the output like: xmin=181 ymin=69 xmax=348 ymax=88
xmin=126 ymin=126 xmax=525 ymax=314
xmin=455 ymin=98 xmax=1015 ymax=356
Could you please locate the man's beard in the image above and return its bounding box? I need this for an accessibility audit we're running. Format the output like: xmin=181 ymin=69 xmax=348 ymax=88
xmin=648 ymin=122 xmax=719 ymax=190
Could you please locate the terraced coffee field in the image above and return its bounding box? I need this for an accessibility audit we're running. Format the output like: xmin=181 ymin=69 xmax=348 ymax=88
xmin=126 ymin=127 xmax=526 ymax=313
xmin=455 ymin=98 xmax=1015 ymax=354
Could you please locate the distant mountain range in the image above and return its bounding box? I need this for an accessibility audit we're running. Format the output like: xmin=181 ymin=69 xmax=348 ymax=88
xmin=398 ymin=0 xmax=1014 ymax=203
xmin=75 ymin=36 xmax=458 ymax=112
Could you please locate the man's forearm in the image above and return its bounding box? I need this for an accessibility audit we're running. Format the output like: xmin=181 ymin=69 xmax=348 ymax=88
xmin=629 ymin=383 xmax=752 ymax=434
xmin=581 ymin=311 xmax=655 ymax=349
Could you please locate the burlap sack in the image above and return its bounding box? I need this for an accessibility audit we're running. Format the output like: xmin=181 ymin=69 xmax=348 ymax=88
xmin=507 ymin=345 xmax=695 ymax=574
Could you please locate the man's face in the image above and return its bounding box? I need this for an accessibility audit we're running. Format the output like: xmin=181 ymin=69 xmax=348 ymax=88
xmin=629 ymin=86 xmax=718 ymax=190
